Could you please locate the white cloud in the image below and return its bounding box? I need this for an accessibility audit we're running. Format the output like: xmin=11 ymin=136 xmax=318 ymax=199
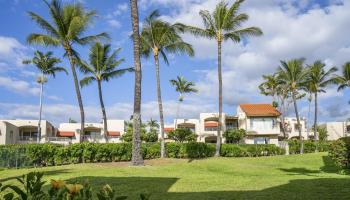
xmin=107 ymin=19 xmax=121 ymax=28
xmin=0 ymin=76 xmax=40 ymax=96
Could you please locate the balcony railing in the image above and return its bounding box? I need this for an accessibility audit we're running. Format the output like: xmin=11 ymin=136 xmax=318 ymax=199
xmin=19 ymin=136 xmax=37 ymax=141
xmin=47 ymin=137 xmax=72 ymax=142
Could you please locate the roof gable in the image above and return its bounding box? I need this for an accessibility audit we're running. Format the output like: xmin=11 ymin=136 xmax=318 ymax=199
xmin=239 ymin=104 xmax=281 ymax=117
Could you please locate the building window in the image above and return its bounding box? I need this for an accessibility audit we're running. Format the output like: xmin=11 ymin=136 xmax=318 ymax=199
xmin=205 ymin=127 xmax=218 ymax=132
xmin=254 ymin=137 xmax=270 ymax=144
xmin=250 ymin=118 xmax=273 ymax=130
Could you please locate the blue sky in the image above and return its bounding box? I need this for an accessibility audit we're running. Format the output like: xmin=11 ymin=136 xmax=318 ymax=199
xmin=0 ymin=0 xmax=349 ymax=125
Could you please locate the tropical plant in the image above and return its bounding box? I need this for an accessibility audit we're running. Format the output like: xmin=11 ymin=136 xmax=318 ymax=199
xmin=170 ymin=76 xmax=198 ymax=128
xmin=223 ymin=128 xmax=246 ymax=144
xmin=307 ymin=60 xmax=337 ymax=148
xmin=129 ymin=0 xmax=144 ymax=166
xmin=178 ymin=0 xmax=262 ymax=156
xmin=23 ymin=50 xmax=67 ymax=143
xmin=335 ymin=62 xmax=350 ymax=93
xmin=78 ymin=42 xmax=133 ymax=142
xmin=140 ymin=10 xmax=194 ymax=158
xmin=147 ymin=118 xmax=159 ymax=131
xmin=167 ymin=128 xmax=197 ymax=143
xmin=277 ymin=58 xmax=308 ymax=153
xmin=27 ymin=0 xmax=109 ymax=141
xmin=317 ymin=126 xmax=328 ymax=141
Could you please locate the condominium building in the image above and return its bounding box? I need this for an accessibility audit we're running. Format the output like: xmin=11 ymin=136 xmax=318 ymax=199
xmin=325 ymin=121 xmax=350 ymax=140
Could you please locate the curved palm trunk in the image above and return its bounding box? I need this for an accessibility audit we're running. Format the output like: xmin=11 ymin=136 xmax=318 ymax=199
xmin=97 ymin=80 xmax=108 ymax=142
xmin=280 ymin=99 xmax=287 ymax=139
xmin=307 ymin=97 xmax=311 ymax=140
xmin=216 ymin=40 xmax=223 ymax=157
xmin=314 ymin=92 xmax=318 ymax=152
xmin=37 ymin=79 xmax=44 ymax=143
xmin=292 ymin=91 xmax=304 ymax=154
xmin=66 ymin=48 xmax=85 ymax=142
xmin=130 ymin=0 xmax=144 ymax=166
xmin=154 ymin=54 xmax=165 ymax=158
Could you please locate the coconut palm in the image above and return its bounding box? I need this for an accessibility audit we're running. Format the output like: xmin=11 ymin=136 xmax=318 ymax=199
xmin=140 ymin=10 xmax=194 ymax=158
xmin=259 ymin=74 xmax=280 ymax=105
xmin=170 ymin=76 xmax=198 ymax=128
xmin=336 ymin=62 xmax=350 ymax=92
xmin=147 ymin=118 xmax=160 ymax=131
xmin=78 ymin=42 xmax=133 ymax=142
xmin=23 ymin=50 xmax=67 ymax=143
xmin=178 ymin=0 xmax=262 ymax=156
xmin=130 ymin=0 xmax=144 ymax=166
xmin=27 ymin=0 xmax=109 ymax=141
xmin=307 ymin=61 xmax=338 ymax=148
xmin=277 ymin=58 xmax=309 ymax=153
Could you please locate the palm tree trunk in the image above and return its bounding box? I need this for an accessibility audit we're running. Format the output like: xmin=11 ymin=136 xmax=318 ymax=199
xmin=154 ymin=54 xmax=165 ymax=158
xmin=66 ymin=48 xmax=85 ymax=142
xmin=130 ymin=0 xmax=144 ymax=166
xmin=314 ymin=92 xmax=318 ymax=152
xmin=292 ymin=91 xmax=303 ymax=154
xmin=97 ymin=80 xmax=108 ymax=143
xmin=307 ymin=97 xmax=311 ymax=141
xmin=215 ymin=40 xmax=223 ymax=157
xmin=174 ymin=97 xmax=182 ymax=129
xmin=37 ymin=79 xmax=44 ymax=143
xmin=280 ymin=98 xmax=286 ymax=139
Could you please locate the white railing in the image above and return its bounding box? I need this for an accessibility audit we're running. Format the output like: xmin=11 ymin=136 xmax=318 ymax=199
xmin=19 ymin=136 xmax=37 ymax=141
xmin=47 ymin=137 xmax=72 ymax=142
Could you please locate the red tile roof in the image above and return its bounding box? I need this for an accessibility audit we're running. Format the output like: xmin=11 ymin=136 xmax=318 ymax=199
xmin=57 ymin=131 xmax=75 ymax=137
xmin=107 ymin=131 xmax=120 ymax=136
xmin=239 ymin=104 xmax=281 ymax=117
xmin=204 ymin=121 xmax=219 ymax=128
xmin=164 ymin=127 xmax=174 ymax=132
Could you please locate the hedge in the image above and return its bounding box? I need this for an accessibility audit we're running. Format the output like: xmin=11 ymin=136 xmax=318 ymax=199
xmin=0 ymin=142 xmax=284 ymax=168
xmin=329 ymin=137 xmax=350 ymax=170
xmin=220 ymin=144 xmax=285 ymax=157
xmin=288 ymin=140 xmax=331 ymax=154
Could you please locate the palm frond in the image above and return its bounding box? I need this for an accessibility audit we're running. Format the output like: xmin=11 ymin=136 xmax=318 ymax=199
xmin=80 ymin=76 xmax=96 ymax=87
xmin=27 ymin=34 xmax=60 ymax=46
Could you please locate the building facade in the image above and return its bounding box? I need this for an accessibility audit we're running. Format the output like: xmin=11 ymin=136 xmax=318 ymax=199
xmin=325 ymin=121 xmax=350 ymax=140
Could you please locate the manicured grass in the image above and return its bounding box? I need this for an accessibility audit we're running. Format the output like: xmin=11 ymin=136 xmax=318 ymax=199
xmin=1 ymin=153 xmax=349 ymax=199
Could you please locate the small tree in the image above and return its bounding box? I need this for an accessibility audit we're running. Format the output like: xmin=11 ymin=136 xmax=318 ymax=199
xmin=142 ymin=129 xmax=158 ymax=143
xmin=317 ymin=126 xmax=328 ymax=141
xmin=167 ymin=128 xmax=197 ymax=143
xmin=223 ymin=129 xmax=246 ymax=144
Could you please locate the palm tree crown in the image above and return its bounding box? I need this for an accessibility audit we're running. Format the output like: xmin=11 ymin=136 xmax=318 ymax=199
xmin=307 ymin=60 xmax=338 ymax=94
xmin=277 ymin=59 xmax=309 ymax=92
xmin=170 ymin=76 xmax=198 ymax=102
xmin=79 ymin=42 xmax=133 ymax=87
xmin=140 ymin=10 xmax=194 ymax=63
xmin=23 ymin=51 xmax=67 ymax=77
xmin=336 ymin=62 xmax=350 ymax=91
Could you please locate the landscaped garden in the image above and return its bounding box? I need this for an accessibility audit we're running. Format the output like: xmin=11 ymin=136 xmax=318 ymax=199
xmin=1 ymin=152 xmax=349 ymax=200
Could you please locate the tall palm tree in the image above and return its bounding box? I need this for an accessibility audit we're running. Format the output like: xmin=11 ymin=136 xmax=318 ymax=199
xmin=277 ymin=58 xmax=309 ymax=153
xmin=336 ymin=62 xmax=350 ymax=92
xmin=27 ymin=0 xmax=109 ymax=141
xmin=307 ymin=61 xmax=338 ymax=147
xmin=130 ymin=0 xmax=144 ymax=166
xmin=259 ymin=74 xmax=279 ymax=104
xmin=178 ymin=0 xmax=262 ymax=156
xmin=78 ymin=42 xmax=133 ymax=142
xmin=23 ymin=50 xmax=67 ymax=143
xmin=140 ymin=10 xmax=194 ymax=158
xmin=170 ymin=76 xmax=198 ymax=128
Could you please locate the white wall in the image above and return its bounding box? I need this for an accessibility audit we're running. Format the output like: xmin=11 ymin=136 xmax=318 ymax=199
xmin=326 ymin=122 xmax=348 ymax=140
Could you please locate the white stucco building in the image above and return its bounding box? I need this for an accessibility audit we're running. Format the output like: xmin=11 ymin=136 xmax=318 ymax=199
xmin=325 ymin=121 xmax=350 ymax=140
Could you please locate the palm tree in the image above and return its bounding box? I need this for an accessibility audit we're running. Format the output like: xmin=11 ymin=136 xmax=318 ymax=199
xmin=130 ymin=0 xmax=144 ymax=166
xmin=336 ymin=62 xmax=350 ymax=92
xmin=78 ymin=42 xmax=133 ymax=142
xmin=277 ymin=58 xmax=309 ymax=153
xmin=170 ymin=76 xmax=198 ymax=128
xmin=23 ymin=50 xmax=67 ymax=143
xmin=307 ymin=61 xmax=338 ymax=148
xmin=140 ymin=10 xmax=194 ymax=158
xmin=147 ymin=118 xmax=160 ymax=131
xmin=259 ymin=74 xmax=279 ymax=104
xmin=27 ymin=0 xmax=109 ymax=141
xmin=178 ymin=0 xmax=262 ymax=156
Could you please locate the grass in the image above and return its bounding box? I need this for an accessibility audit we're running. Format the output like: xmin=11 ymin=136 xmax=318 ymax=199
xmin=0 ymin=153 xmax=349 ymax=199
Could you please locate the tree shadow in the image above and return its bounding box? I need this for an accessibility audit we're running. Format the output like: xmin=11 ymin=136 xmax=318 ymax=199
xmin=278 ymin=168 xmax=321 ymax=176
xmin=0 ymin=169 xmax=72 ymax=182
xmin=60 ymin=176 xmax=350 ymax=200
xmin=320 ymin=156 xmax=340 ymax=173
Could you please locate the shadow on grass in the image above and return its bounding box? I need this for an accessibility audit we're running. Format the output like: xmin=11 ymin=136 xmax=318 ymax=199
xmin=60 ymin=176 xmax=350 ymax=200
xmin=320 ymin=156 xmax=340 ymax=173
xmin=278 ymin=168 xmax=321 ymax=176
xmin=0 ymin=169 xmax=71 ymax=182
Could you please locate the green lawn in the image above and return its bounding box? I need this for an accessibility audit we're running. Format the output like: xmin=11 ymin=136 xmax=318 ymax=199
xmin=1 ymin=153 xmax=349 ymax=200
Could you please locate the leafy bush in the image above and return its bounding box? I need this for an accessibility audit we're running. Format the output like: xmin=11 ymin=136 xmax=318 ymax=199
xmin=0 ymin=172 xmax=149 ymax=200
xmin=223 ymin=129 xmax=246 ymax=144
xmin=167 ymin=128 xmax=197 ymax=143
xmin=142 ymin=130 xmax=159 ymax=143
xmin=288 ymin=140 xmax=331 ymax=154
xmin=185 ymin=142 xmax=215 ymax=158
xmin=329 ymin=137 xmax=350 ymax=170
xmin=220 ymin=144 xmax=285 ymax=157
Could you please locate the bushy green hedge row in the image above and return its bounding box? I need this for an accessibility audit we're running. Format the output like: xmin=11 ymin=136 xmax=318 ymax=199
xmin=0 ymin=142 xmax=284 ymax=168
xmin=220 ymin=144 xmax=285 ymax=157
xmin=329 ymin=137 xmax=350 ymax=170
xmin=288 ymin=140 xmax=331 ymax=154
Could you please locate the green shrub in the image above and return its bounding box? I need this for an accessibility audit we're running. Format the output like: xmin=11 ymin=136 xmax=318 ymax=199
xmin=185 ymin=142 xmax=215 ymax=158
xmin=220 ymin=144 xmax=285 ymax=157
xmin=223 ymin=129 xmax=246 ymax=144
xmin=288 ymin=140 xmax=331 ymax=154
xmin=167 ymin=128 xmax=197 ymax=143
xmin=68 ymin=143 xmax=84 ymax=163
xmin=82 ymin=143 xmax=97 ymax=163
xmin=329 ymin=137 xmax=350 ymax=169
xmin=54 ymin=146 xmax=69 ymax=165
xmin=165 ymin=143 xmax=182 ymax=158
xmin=220 ymin=144 xmax=244 ymax=157
xmin=142 ymin=143 xmax=160 ymax=159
